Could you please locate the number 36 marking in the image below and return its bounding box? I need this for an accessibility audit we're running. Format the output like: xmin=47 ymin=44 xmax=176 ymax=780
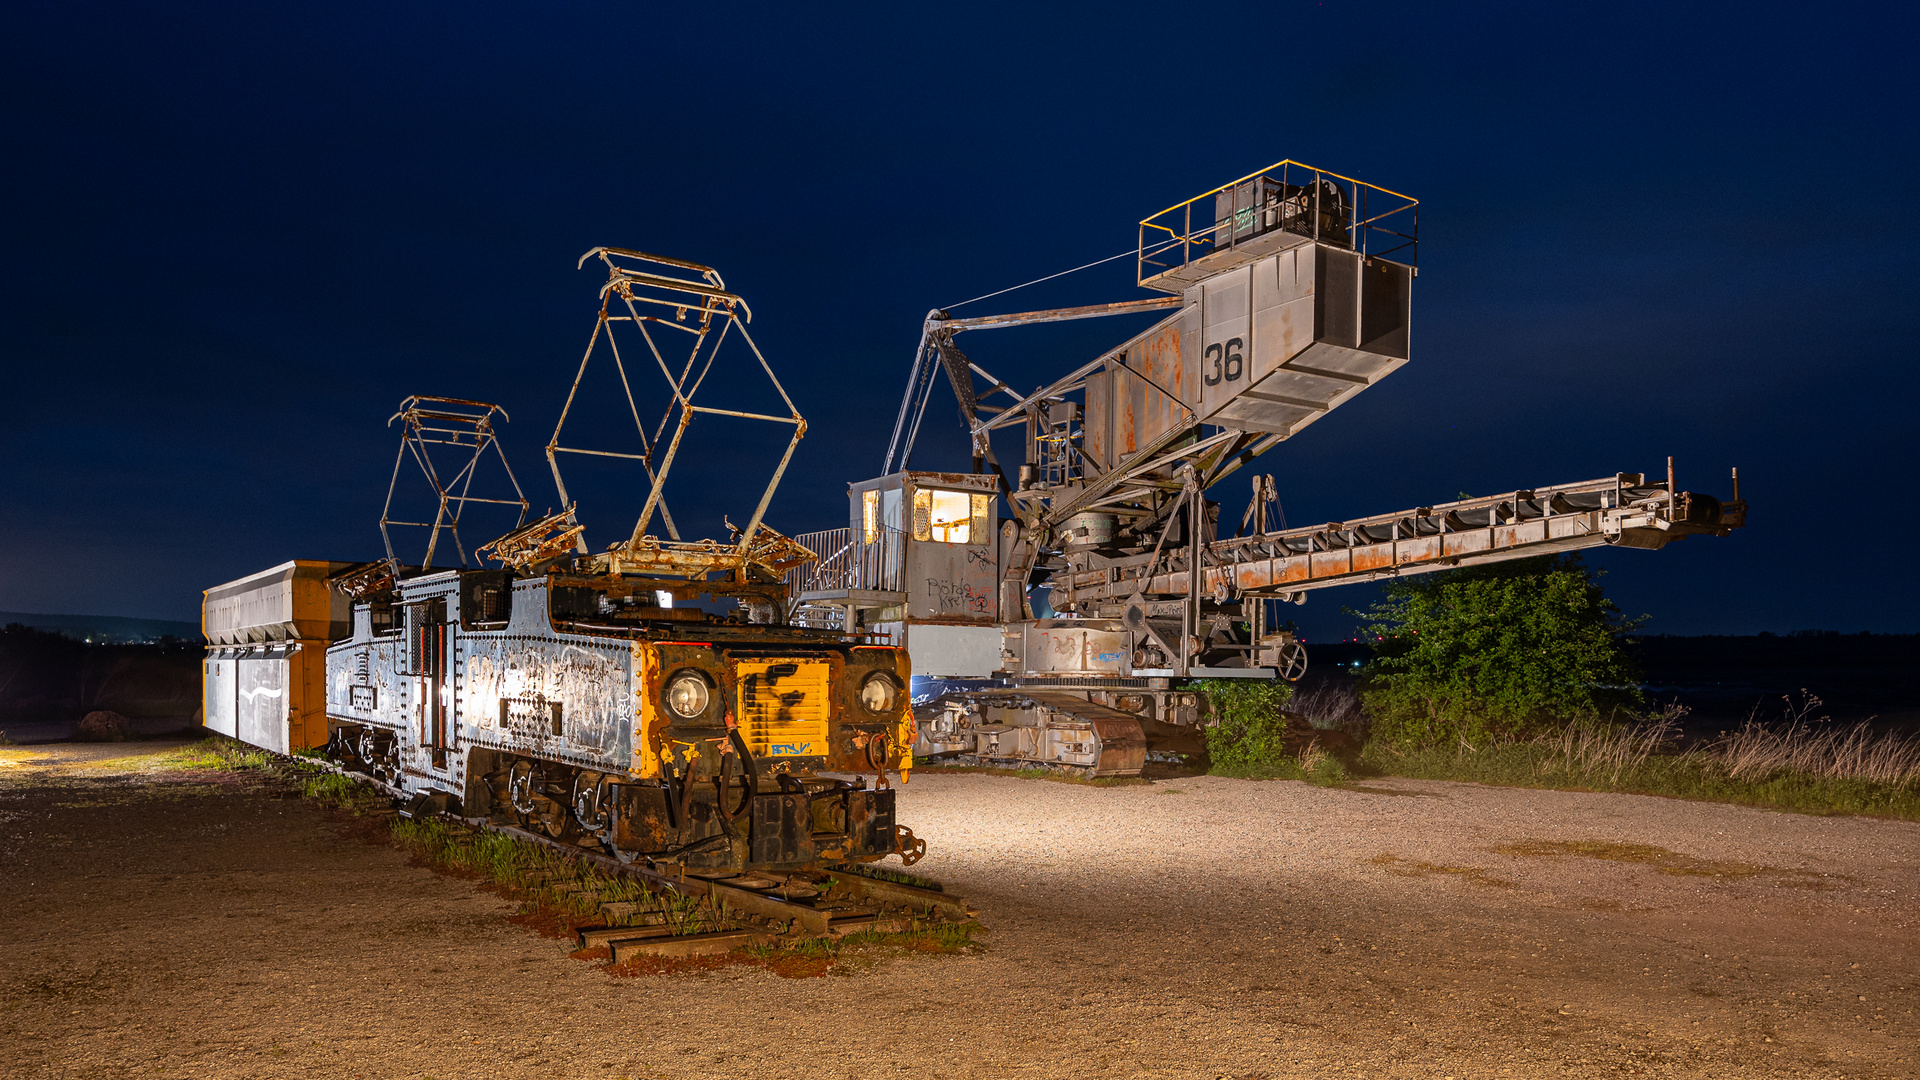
xmin=1204 ymin=337 xmax=1244 ymax=386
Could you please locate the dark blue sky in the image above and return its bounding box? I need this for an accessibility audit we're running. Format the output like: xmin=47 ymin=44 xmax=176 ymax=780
xmin=3 ymin=1 xmax=1914 ymax=638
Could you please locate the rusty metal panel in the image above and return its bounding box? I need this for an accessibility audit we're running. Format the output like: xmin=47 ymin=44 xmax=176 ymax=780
xmin=1126 ymin=321 xmax=1191 ymax=459
xmin=1084 ymin=312 xmax=1193 ymax=466
xmin=1197 ymin=264 xmax=1252 ymax=419
xmin=459 ymin=634 xmax=631 ymax=762
xmin=1395 ymin=536 xmax=1442 ymax=566
xmin=1447 ymin=531 xmax=1493 ymax=558
xmin=1250 ymin=244 xmax=1316 ymax=384
xmin=1274 ymin=557 xmax=1311 ymax=584
xmin=1308 ymin=549 xmax=1351 ymax=578
xmin=1082 ymin=362 xmax=1112 ymax=472
xmin=1349 ymin=547 xmax=1396 ymax=574
xmin=236 ymin=656 xmax=289 ymax=754
xmin=1014 ymin=622 xmax=1129 ymax=676
xmin=203 ymin=657 xmax=237 ymax=738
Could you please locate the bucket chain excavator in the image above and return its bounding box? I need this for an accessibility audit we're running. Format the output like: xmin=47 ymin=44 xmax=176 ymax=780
xmin=789 ymin=159 xmax=1745 ymax=776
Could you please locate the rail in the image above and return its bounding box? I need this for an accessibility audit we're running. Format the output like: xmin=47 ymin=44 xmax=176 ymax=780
xmin=784 ymin=526 xmax=905 ymax=597
xmin=1137 ymin=159 xmax=1418 ymax=287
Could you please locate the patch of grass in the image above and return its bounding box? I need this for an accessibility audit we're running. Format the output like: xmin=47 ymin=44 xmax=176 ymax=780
xmin=390 ymin=816 xmax=552 ymax=886
xmin=1494 ymin=839 xmax=1841 ymax=887
xmin=1209 ymin=739 xmax=1352 ymax=785
xmin=1368 ymin=853 xmax=1516 ymax=889
xmin=387 ymin=814 xmax=738 ymax=938
xmin=302 ymin=770 xmax=398 ymax=816
xmin=842 ymin=920 xmax=983 ymax=953
xmin=742 ymin=936 xmax=840 ymax=978
xmin=154 ymin=737 xmax=273 ymax=772
xmin=1196 ymin=679 xmax=1354 ymax=786
xmin=1705 ymin=694 xmax=1920 ymax=787
xmin=731 ymin=920 xmax=985 ymax=979
xmin=84 ymin=737 xmax=275 ymax=774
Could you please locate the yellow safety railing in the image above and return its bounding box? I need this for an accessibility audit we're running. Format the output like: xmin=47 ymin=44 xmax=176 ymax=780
xmin=1137 ymin=159 xmax=1418 ymax=287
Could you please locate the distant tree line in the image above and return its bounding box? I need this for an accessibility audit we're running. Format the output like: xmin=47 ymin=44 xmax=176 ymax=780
xmin=0 ymin=624 xmax=201 ymax=729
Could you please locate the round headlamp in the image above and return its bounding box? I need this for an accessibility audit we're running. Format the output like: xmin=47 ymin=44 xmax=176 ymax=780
xmin=858 ymin=672 xmax=898 ymax=714
xmin=665 ymin=671 xmax=711 ymax=719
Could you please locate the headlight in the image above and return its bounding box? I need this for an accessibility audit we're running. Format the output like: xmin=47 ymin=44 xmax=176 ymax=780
xmin=858 ymin=672 xmax=898 ymax=714
xmin=665 ymin=671 xmax=711 ymax=718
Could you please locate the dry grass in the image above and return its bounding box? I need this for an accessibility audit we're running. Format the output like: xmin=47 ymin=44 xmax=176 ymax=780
xmin=1694 ymin=693 xmax=1920 ymax=787
xmin=1364 ymin=693 xmax=1920 ymax=819
xmin=1295 ymin=740 xmax=1331 ymax=778
xmin=1535 ymin=713 xmax=1682 ymax=785
xmin=1290 ymin=680 xmax=1369 ymax=738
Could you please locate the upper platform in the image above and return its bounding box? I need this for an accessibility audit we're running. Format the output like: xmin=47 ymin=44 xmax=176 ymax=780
xmin=1137 ymin=159 xmax=1418 ymax=292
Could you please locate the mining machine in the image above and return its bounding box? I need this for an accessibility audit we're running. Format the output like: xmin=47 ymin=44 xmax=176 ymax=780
xmin=789 ymin=160 xmax=1745 ymax=776
xmin=320 ymin=248 xmax=925 ymax=875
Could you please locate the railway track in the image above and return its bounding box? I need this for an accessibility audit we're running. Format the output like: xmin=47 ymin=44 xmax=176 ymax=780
xmin=292 ymin=751 xmax=976 ymax=960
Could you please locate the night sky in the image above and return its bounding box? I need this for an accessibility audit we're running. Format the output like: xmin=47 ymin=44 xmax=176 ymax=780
xmin=3 ymin=2 xmax=1914 ymax=640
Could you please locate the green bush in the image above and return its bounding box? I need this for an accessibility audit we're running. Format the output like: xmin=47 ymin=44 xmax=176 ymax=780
xmin=1357 ymin=553 xmax=1643 ymax=748
xmin=1198 ymin=679 xmax=1346 ymax=783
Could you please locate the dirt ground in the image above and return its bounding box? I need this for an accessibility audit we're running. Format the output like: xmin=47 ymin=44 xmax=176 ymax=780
xmin=1 ymin=741 xmax=1914 ymax=1080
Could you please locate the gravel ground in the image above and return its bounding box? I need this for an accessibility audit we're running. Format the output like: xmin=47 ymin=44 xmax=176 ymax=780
xmin=1 ymin=741 xmax=1915 ymax=1079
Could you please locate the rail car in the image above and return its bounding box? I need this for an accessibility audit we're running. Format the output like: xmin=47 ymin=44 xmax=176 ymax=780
xmin=207 ymin=247 xmax=927 ymax=876
xmin=322 ymin=562 xmax=921 ymax=873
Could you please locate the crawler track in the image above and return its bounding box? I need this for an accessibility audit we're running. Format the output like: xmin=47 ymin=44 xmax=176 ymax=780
xmin=295 ymin=752 xmax=975 ymax=957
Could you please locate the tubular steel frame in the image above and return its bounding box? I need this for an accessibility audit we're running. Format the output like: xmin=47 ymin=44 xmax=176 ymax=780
xmin=380 ymin=396 xmax=530 ymax=571
xmin=545 ymin=248 xmax=808 ymax=577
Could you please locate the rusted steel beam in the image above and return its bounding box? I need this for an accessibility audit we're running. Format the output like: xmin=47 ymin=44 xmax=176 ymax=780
xmin=612 ymin=929 xmax=776 ymax=961
xmin=931 ymin=295 xmax=1184 ymax=332
xmin=826 ymin=871 xmax=976 ymax=923
xmin=706 ymin=879 xmax=833 ymax=936
xmin=1048 ymin=473 xmax=1742 ymax=607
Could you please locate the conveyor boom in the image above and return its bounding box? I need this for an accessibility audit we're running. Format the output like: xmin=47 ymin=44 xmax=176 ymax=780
xmin=1048 ymin=472 xmax=1745 ymax=609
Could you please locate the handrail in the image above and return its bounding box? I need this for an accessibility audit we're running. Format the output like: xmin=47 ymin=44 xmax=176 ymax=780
xmin=784 ymin=526 xmax=907 ymax=597
xmin=1138 ymin=159 xmax=1418 ymax=288
xmin=1138 ymin=158 xmax=1416 ymax=224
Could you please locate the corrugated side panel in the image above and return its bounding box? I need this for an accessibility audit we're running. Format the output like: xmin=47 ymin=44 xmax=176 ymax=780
xmin=736 ymin=659 xmax=831 ymax=758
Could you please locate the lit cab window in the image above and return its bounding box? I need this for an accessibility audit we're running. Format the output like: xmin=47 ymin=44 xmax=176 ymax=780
xmin=862 ymin=489 xmax=880 ymax=544
xmin=912 ymin=489 xmax=990 ymax=544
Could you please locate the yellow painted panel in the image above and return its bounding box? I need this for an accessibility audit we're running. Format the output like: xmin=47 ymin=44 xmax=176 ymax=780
xmin=734 ymin=659 xmax=830 ymax=758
